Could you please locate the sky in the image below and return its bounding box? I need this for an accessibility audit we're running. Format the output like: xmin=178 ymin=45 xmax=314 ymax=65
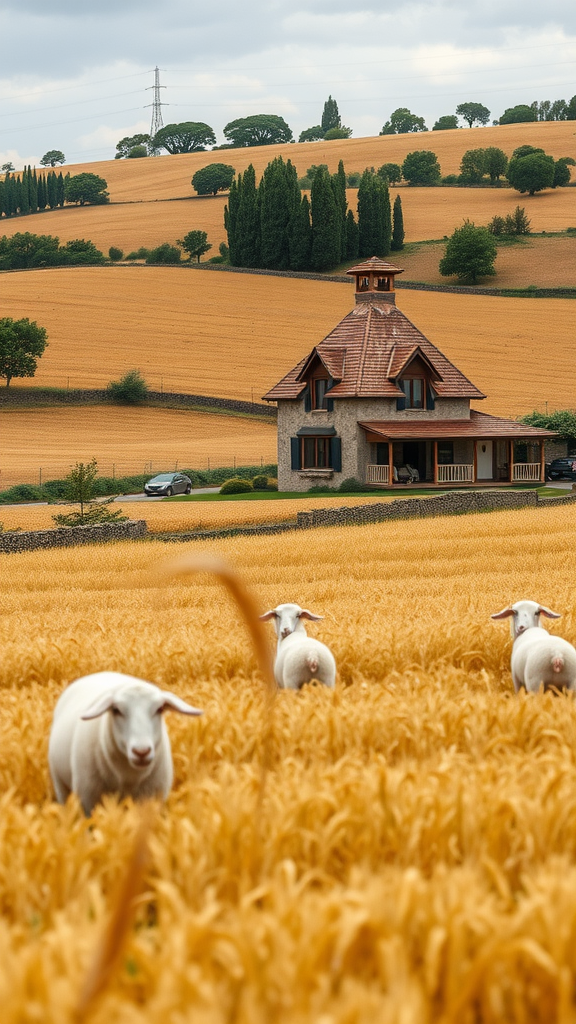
xmin=0 ymin=0 xmax=575 ymax=168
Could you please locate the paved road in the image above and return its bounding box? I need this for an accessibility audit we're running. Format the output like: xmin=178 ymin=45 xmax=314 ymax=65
xmin=115 ymin=486 xmax=221 ymax=502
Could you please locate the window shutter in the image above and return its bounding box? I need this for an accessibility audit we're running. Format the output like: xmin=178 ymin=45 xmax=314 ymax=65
xmin=303 ymin=385 xmax=311 ymax=412
xmin=396 ymin=395 xmax=406 ymax=411
xmin=326 ymin=397 xmax=334 ymax=412
xmin=330 ymin=436 xmax=342 ymax=472
xmin=426 ymin=383 xmax=435 ymax=410
xmin=290 ymin=437 xmax=301 ymax=470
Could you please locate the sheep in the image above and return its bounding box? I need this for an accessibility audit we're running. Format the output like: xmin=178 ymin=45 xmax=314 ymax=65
xmin=259 ymin=603 xmax=336 ymax=690
xmin=491 ymin=599 xmax=576 ymax=694
xmin=48 ymin=671 xmax=203 ymax=815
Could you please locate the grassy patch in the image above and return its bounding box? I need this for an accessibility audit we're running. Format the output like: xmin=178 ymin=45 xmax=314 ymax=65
xmin=167 ymin=484 xmax=554 ymax=504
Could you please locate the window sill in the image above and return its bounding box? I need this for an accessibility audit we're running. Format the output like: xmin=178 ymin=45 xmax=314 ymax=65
xmin=311 ymin=408 xmax=328 ymax=414
xmin=297 ymin=469 xmax=334 ymax=478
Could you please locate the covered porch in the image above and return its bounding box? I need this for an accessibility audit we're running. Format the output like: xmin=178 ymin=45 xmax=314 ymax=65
xmin=359 ymin=414 xmax=555 ymax=487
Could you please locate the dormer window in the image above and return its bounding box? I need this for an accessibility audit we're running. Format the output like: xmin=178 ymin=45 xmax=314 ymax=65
xmin=313 ymin=378 xmax=328 ymax=410
xmin=400 ymin=378 xmax=424 ymax=409
xmin=376 ymin=276 xmax=390 ymax=291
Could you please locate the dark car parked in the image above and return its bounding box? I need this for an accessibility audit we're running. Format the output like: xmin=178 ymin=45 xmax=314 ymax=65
xmin=547 ymin=457 xmax=576 ymax=481
xmin=144 ymin=472 xmax=192 ymax=496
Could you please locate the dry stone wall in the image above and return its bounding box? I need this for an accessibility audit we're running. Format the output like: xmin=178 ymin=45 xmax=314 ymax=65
xmin=0 ymin=520 xmax=147 ymax=554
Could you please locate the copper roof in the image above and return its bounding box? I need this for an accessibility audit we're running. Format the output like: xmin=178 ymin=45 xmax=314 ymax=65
xmin=359 ymin=410 xmax=557 ymax=440
xmin=263 ymin=300 xmax=485 ymax=402
xmin=346 ymin=257 xmax=405 ymax=277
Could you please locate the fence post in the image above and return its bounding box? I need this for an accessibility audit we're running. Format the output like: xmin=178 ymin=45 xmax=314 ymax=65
xmin=233 ymin=455 xmax=236 ymax=470
xmin=39 ymin=468 xmax=42 ymax=488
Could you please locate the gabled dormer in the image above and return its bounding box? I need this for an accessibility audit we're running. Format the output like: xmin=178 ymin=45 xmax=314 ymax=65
xmin=390 ymin=346 xmax=443 ymax=411
xmin=295 ymin=347 xmax=345 ymax=411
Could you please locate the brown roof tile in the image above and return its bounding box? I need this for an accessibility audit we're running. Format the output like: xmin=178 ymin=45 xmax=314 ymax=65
xmin=359 ymin=410 xmax=557 ymax=440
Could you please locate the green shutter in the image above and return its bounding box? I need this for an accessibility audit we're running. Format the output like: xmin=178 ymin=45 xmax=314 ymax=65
xmin=331 ymin=436 xmax=342 ymax=472
xmin=303 ymin=385 xmax=311 ymax=412
xmin=426 ymin=383 xmax=435 ymax=410
xmin=290 ymin=437 xmax=301 ymax=470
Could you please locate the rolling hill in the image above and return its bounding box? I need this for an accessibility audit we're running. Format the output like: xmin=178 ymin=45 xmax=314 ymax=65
xmin=2 ymin=266 xmax=573 ymax=419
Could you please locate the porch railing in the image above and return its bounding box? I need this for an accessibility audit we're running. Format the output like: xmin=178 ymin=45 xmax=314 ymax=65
xmin=366 ymin=464 xmax=389 ymax=484
xmin=437 ymin=463 xmax=474 ymax=483
xmin=512 ymin=463 xmax=541 ymax=481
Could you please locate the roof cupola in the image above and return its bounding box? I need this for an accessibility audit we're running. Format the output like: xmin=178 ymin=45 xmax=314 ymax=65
xmin=346 ymin=256 xmax=404 ymax=305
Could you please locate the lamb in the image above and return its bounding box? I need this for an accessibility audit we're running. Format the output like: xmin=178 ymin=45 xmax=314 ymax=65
xmin=48 ymin=671 xmax=203 ymax=815
xmin=491 ymin=599 xmax=576 ymax=694
xmin=260 ymin=603 xmax=336 ymax=690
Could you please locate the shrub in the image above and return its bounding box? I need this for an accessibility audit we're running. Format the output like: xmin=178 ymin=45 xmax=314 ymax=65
xmin=252 ymin=475 xmax=268 ymax=490
xmin=219 ymin=478 xmax=254 ymax=495
xmin=124 ymin=247 xmax=150 ymax=261
xmin=338 ymin=477 xmax=368 ymax=492
xmin=108 ymin=246 xmax=123 ymax=261
xmin=488 ymin=215 xmax=506 ymax=236
xmin=145 ymin=243 xmax=181 ymax=264
xmin=126 ymin=146 xmax=148 ymax=159
xmin=441 ymin=174 xmax=461 ymax=185
xmin=0 ymin=483 xmax=43 ymax=504
xmin=107 ymin=369 xmax=149 ymax=404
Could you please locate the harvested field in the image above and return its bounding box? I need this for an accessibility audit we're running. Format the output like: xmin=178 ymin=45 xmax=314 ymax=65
xmin=43 ymin=120 xmax=576 ymax=202
xmin=2 ymin=266 xmax=574 ymax=417
xmin=0 ymin=493 xmax=393 ymax=534
xmin=400 ymin=234 xmax=576 ymax=288
xmin=1 ymin=185 xmax=574 ymax=255
xmin=0 ymin=407 xmax=276 ymax=489
xmin=2 ymin=504 xmax=576 ymax=1021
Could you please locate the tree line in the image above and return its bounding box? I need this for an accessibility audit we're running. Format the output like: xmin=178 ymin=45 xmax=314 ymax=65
xmin=0 ymin=167 xmax=68 ymax=218
xmin=381 ymin=95 xmax=576 ymax=134
xmin=224 ymin=158 xmax=404 ymax=273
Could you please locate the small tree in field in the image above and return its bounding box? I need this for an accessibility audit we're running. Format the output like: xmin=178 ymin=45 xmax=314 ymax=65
xmin=177 ymin=230 xmax=212 ymax=262
xmin=65 ymin=173 xmax=109 ymax=205
xmin=0 ymin=316 xmax=48 ymax=386
xmin=391 ymin=194 xmax=404 ymax=250
xmin=439 ymin=221 xmax=497 ymax=284
xmin=52 ymin=459 xmax=128 ymax=527
xmin=40 ymin=149 xmax=66 ymax=167
xmin=191 ymin=163 xmax=235 ymax=195
xmin=107 ymin=369 xmax=148 ymax=404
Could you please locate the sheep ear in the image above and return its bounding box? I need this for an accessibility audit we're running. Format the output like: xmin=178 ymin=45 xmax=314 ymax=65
xmin=491 ymin=607 xmax=515 ymax=620
xmin=81 ymin=693 xmax=116 ymax=720
xmin=160 ymin=692 xmax=203 ymax=716
xmin=299 ymin=609 xmax=323 ymax=621
xmin=538 ymin=605 xmax=562 ymax=620
xmin=259 ymin=610 xmax=278 ymax=621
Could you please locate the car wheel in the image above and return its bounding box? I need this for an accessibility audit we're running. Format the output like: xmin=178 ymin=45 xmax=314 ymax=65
xmin=166 ymin=487 xmax=173 ymax=496
xmin=185 ymin=485 xmax=192 ymax=494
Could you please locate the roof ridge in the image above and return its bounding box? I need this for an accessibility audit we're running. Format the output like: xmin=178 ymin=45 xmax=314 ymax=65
xmin=355 ymin=304 xmax=373 ymax=398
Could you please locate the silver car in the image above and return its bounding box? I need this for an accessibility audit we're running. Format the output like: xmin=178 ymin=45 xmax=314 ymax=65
xmin=144 ymin=472 xmax=192 ymax=497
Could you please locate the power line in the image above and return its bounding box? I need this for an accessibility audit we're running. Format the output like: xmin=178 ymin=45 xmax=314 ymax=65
xmin=0 ymin=106 xmax=144 ymax=136
xmin=0 ymin=90 xmax=146 ymax=120
xmin=0 ymin=69 xmax=152 ymax=104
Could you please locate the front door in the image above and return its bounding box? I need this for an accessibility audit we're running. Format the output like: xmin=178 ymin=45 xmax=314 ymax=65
xmin=477 ymin=440 xmax=493 ymax=480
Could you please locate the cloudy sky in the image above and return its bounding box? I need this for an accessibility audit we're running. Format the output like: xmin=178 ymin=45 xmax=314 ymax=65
xmin=0 ymin=0 xmax=575 ymax=168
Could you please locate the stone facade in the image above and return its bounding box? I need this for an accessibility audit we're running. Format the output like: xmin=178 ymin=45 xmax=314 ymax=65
xmin=0 ymin=520 xmax=147 ymax=554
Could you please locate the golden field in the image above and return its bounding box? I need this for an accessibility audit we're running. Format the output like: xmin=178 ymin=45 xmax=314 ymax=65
xmin=0 ymin=493 xmax=393 ymax=534
xmin=1 ymin=184 xmax=574 ymax=253
xmin=3 ymin=505 xmax=576 ymax=1021
xmin=0 ymin=407 xmax=276 ymax=489
xmin=2 ymin=266 xmax=574 ymax=417
xmin=400 ymin=234 xmax=576 ymax=288
xmin=38 ymin=120 xmax=576 ymax=202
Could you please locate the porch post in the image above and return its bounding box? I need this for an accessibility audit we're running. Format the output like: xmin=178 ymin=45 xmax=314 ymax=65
xmin=388 ymin=440 xmax=394 ymax=487
xmin=433 ymin=440 xmax=438 ymax=486
xmin=473 ymin=440 xmax=477 ymax=484
xmin=509 ymin=440 xmax=514 ymax=483
xmin=540 ymin=439 xmax=545 ymax=483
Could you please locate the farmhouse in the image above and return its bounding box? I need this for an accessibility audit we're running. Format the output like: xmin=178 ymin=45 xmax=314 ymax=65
xmin=264 ymin=258 xmax=557 ymax=491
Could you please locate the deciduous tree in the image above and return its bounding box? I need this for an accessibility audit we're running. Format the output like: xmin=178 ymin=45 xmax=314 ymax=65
xmin=64 ymin=173 xmax=109 ymax=205
xmin=115 ymin=134 xmax=151 ymax=158
xmin=455 ymin=102 xmax=490 ymax=128
xmin=499 ymin=104 xmax=537 ymax=125
xmin=0 ymin=316 xmax=48 ymax=386
xmin=460 ymin=149 xmax=486 ymax=184
xmin=401 ymin=150 xmax=441 ymax=186
xmin=223 ymin=114 xmax=293 ymax=148
xmin=439 ymin=221 xmax=497 ymax=283
xmin=380 ymin=108 xmax=427 ymax=134
xmin=177 ymin=230 xmax=212 ymax=262
xmin=298 ymin=126 xmax=324 ymax=143
xmin=483 ymin=147 xmax=508 ymax=183
xmin=433 ymin=115 xmax=459 ymax=130
xmin=152 ymin=122 xmax=216 ymax=154
xmin=507 ymin=152 xmax=555 ymax=194
xmin=191 ymin=163 xmax=235 ymax=195
xmin=40 ymin=150 xmax=66 ymax=167
xmin=377 ymin=163 xmax=402 ymax=185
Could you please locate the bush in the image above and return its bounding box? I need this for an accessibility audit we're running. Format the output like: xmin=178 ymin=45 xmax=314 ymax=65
xmin=124 ymin=247 xmax=150 ymax=261
xmin=219 ymin=478 xmax=254 ymax=495
xmin=252 ymin=475 xmax=268 ymax=490
xmin=441 ymin=174 xmax=461 ymax=185
xmin=108 ymin=246 xmax=123 ymax=261
xmin=127 ymin=146 xmax=148 ymax=158
xmin=107 ymin=369 xmax=149 ymax=404
xmin=338 ymin=477 xmax=368 ymax=492
xmin=0 ymin=483 xmax=43 ymax=504
xmin=402 ymin=150 xmax=441 ymax=186
xmin=488 ymin=215 xmax=506 ymax=236
xmin=145 ymin=243 xmax=181 ymax=265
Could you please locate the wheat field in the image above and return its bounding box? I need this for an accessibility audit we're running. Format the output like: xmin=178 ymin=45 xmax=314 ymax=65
xmin=3 ymin=505 xmax=576 ymax=1021
xmin=400 ymin=234 xmax=576 ymax=288
xmin=0 ymin=407 xmax=276 ymax=488
xmin=2 ymin=266 xmax=574 ymax=417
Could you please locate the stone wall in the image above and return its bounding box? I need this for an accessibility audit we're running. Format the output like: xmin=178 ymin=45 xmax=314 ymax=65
xmin=0 ymin=388 xmax=276 ymax=418
xmin=0 ymin=520 xmax=147 ymax=554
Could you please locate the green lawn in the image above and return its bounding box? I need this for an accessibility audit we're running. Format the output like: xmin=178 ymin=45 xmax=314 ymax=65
xmin=167 ymin=485 xmax=560 ymax=504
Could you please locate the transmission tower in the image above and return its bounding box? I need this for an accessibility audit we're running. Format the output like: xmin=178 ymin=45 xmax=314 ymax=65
xmin=146 ymin=66 xmax=166 ymax=146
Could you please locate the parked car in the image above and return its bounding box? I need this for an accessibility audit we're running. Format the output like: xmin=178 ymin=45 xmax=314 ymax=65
xmin=144 ymin=472 xmax=192 ymax=496
xmin=547 ymin=457 xmax=576 ymax=481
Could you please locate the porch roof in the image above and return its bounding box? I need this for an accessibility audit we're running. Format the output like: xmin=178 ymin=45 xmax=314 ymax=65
xmin=358 ymin=410 xmax=558 ymax=441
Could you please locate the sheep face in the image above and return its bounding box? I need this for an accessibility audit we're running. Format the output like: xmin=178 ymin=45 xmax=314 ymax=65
xmin=491 ymin=600 xmax=561 ymax=639
xmin=260 ymin=603 xmax=323 ymax=641
xmin=81 ymin=683 xmax=202 ymax=770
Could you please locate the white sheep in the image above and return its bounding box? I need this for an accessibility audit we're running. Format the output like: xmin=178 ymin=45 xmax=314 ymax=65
xmin=48 ymin=671 xmax=203 ymax=815
xmin=259 ymin=603 xmax=336 ymax=690
xmin=491 ymin=599 xmax=576 ymax=694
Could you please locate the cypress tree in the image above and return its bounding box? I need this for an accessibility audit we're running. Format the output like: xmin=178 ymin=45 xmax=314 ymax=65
xmin=288 ymin=194 xmax=312 ymax=270
xmin=321 ymin=95 xmax=341 ymax=134
xmin=2 ymin=172 xmax=10 ymax=217
xmin=14 ymin=174 xmax=23 ymax=215
xmin=259 ymin=156 xmax=299 ymax=270
xmin=0 ymin=179 xmax=4 ymax=219
xmin=311 ymin=166 xmax=340 ymax=271
xmin=224 ymin=175 xmax=239 ymax=264
xmin=378 ymin=177 xmax=392 ymax=256
xmin=236 ymin=164 xmax=260 ymax=267
xmin=29 ymin=166 xmax=38 ymax=212
xmin=57 ymin=172 xmax=65 ymax=207
xmin=331 ymin=159 xmax=347 ymax=260
xmin=37 ymin=173 xmax=46 ymax=210
xmin=47 ymin=171 xmax=57 ymax=209
xmin=391 ymin=193 xmax=405 ymax=251
xmin=345 ymin=209 xmax=359 ymax=259
xmin=20 ymin=169 xmax=30 ymax=215
xmin=357 ymin=171 xmax=391 ymax=256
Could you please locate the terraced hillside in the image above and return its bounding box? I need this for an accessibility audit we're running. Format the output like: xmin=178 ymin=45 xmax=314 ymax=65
xmin=2 ymin=266 xmax=573 ymax=418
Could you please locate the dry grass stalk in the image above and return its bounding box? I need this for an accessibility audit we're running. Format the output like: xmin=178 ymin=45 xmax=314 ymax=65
xmin=73 ymin=807 xmax=152 ymax=1022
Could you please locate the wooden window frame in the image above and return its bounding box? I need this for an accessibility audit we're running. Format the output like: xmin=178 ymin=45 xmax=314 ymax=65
xmin=437 ymin=441 xmax=454 ymax=465
xmin=301 ymin=435 xmax=332 ymax=469
xmin=312 ymin=376 xmax=329 ymax=410
xmin=399 ymin=376 xmax=425 ymax=409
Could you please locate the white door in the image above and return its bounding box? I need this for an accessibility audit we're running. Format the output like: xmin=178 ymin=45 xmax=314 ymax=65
xmin=476 ymin=440 xmax=493 ymax=480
